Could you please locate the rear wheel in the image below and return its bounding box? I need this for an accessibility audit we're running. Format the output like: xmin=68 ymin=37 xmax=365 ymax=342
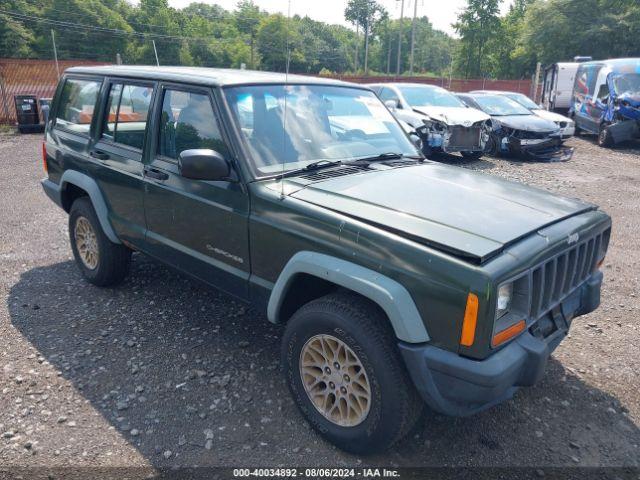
xmin=281 ymin=292 xmax=423 ymax=454
xmin=69 ymin=197 xmax=131 ymax=287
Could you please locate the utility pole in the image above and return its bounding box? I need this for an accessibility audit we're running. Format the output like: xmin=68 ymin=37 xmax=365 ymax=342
xmin=152 ymin=40 xmax=160 ymax=66
xmin=409 ymin=0 xmax=418 ymax=75
xmin=396 ymin=0 xmax=405 ymax=76
xmin=364 ymin=2 xmax=370 ymax=74
xmin=533 ymin=61 xmax=542 ymax=102
xmin=51 ymin=30 xmax=60 ymax=79
xmin=386 ymin=28 xmax=392 ymax=75
xmin=354 ymin=24 xmax=359 ymax=72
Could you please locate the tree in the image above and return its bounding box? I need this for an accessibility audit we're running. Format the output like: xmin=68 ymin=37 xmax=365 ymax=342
xmin=235 ymin=0 xmax=262 ymax=68
xmin=344 ymin=0 xmax=386 ymax=74
xmin=453 ymin=0 xmax=502 ymax=78
xmin=256 ymin=14 xmax=303 ymax=72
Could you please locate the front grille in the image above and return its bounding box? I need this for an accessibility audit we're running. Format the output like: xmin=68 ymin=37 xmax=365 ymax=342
xmin=448 ymin=126 xmax=481 ymax=148
xmin=529 ymin=229 xmax=609 ymax=319
xmin=300 ymin=165 xmax=369 ymax=181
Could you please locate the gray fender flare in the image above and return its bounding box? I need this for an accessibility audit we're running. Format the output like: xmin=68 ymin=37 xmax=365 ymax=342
xmin=60 ymin=170 xmax=121 ymax=244
xmin=267 ymin=251 xmax=429 ymax=343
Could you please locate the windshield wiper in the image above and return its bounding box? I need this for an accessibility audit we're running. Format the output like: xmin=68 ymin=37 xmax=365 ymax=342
xmin=273 ymin=159 xmax=343 ymax=180
xmin=348 ymin=152 xmax=423 ymax=164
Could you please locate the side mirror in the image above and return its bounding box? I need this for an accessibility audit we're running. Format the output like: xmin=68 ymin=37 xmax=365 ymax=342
xmin=384 ymin=99 xmax=399 ymax=110
xmin=178 ymin=149 xmax=230 ymax=181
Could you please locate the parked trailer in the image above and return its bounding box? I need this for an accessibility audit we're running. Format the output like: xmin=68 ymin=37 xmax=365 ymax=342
xmin=542 ymin=58 xmax=592 ymax=113
xmin=542 ymin=63 xmax=580 ymax=113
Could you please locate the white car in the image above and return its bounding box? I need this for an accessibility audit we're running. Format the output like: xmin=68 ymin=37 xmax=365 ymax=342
xmin=368 ymin=83 xmax=491 ymax=159
xmin=471 ymin=90 xmax=575 ymax=139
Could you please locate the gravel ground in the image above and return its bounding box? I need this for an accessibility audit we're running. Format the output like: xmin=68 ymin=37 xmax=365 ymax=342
xmin=0 ymin=132 xmax=638 ymax=471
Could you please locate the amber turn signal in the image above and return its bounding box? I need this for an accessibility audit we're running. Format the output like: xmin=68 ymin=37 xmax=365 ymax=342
xmin=460 ymin=293 xmax=479 ymax=347
xmin=492 ymin=319 xmax=526 ymax=348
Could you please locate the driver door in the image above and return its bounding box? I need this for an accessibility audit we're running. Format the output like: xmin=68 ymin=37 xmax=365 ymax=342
xmin=143 ymin=84 xmax=250 ymax=299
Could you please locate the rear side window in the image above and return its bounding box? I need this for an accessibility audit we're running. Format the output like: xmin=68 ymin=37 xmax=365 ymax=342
xmin=158 ymin=89 xmax=229 ymax=160
xmin=102 ymin=83 xmax=153 ymax=150
xmin=55 ymin=78 xmax=101 ymax=134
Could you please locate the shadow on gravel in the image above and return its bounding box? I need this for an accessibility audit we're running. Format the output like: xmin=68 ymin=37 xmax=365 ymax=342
xmin=8 ymin=258 xmax=640 ymax=466
xmin=573 ymin=135 xmax=640 ymax=155
xmin=429 ymin=153 xmax=496 ymax=170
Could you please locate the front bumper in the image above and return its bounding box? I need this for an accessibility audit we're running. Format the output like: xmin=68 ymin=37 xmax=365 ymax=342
xmin=560 ymin=124 xmax=575 ymax=138
xmin=399 ymin=271 xmax=602 ymax=417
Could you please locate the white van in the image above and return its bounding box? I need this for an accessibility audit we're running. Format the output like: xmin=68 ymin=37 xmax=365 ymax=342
xmin=542 ymin=63 xmax=581 ymax=112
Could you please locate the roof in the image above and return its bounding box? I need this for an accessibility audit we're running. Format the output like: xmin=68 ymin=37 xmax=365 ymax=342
xmin=366 ymin=82 xmax=444 ymax=90
xmin=470 ymin=90 xmax=519 ymax=96
xmin=578 ymin=58 xmax=640 ymax=73
xmin=65 ymin=65 xmax=362 ymax=88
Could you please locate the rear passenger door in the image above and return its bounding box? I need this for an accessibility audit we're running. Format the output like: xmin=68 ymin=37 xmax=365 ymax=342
xmin=92 ymin=79 xmax=155 ymax=246
xmin=48 ymin=76 xmax=102 ymax=185
xmin=143 ymin=84 xmax=250 ymax=299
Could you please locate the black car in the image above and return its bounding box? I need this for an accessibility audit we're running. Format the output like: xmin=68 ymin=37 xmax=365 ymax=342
xmin=456 ymin=93 xmax=574 ymax=161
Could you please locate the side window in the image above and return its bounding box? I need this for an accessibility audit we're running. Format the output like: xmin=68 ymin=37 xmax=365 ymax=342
xmin=55 ymin=78 xmax=101 ymax=133
xmin=101 ymin=83 xmax=153 ymax=150
xmin=158 ymin=89 xmax=229 ymax=160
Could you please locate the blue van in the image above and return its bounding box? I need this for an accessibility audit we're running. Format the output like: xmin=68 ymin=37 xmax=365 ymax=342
xmin=569 ymin=58 xmax=640 ymax=147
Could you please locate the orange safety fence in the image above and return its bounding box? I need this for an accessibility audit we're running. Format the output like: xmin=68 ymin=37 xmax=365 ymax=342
xmin=0 ymin=58 xmax=108 ymax=125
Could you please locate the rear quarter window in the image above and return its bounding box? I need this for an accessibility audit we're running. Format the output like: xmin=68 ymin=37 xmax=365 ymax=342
xmin=55 ymin=78 xmax=101 ymax=134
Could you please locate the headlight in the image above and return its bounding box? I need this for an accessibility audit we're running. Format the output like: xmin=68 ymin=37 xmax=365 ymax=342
xmin=496 ymin=283 xmax=513 ymax=319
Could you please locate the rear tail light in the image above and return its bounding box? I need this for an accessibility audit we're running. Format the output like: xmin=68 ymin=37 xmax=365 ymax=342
xmin=459 ymin=293 xmax=479 ymax=347
xmin=42 ymin=142 xmax=48 ymax=174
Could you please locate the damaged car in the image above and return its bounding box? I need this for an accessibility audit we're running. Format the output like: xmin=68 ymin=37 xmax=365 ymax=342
xmin=472 ymin=90 xmax=575 ymax=139
xmin=368 ymin=83 xmax=491 ymax=159
xmin=570 ymin=58 xmax=640 ymax=147
xmin=457 ymin=93 xmax=574 ymax=161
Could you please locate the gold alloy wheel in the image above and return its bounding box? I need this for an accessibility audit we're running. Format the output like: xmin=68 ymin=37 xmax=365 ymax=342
xmin=299 ymin=334 xmax=371 ymax=427
xmin=74 ymin=216 xmax=99 ymax=270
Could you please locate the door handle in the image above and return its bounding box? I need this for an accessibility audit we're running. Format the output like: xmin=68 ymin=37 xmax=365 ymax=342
xmin=90 ymin=150 xmax=109 ymax=161
xmin=144 ymin=167 xmax=169 ymax=181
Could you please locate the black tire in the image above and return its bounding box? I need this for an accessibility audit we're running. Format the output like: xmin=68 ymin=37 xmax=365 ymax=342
xmin=598 ymin=123 xmax=614 ymax=148
xmin=281 ymin=292 xmax=423 ymax=454
xmin=461 ymin=150 xmax=484 ymax=160
xmin=69 ymin=197 xmax=131 ymax=287
xmin=484 ymin=135 xmax=500 ymax=156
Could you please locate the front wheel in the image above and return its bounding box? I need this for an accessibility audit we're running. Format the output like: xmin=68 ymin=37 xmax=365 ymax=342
xmin=69 ymin=197 xmax=131 ymax=287
xmin=281 ymin=292 xmax=423 ymax=454
xmin=598 ymin=123 xmax=614 ymax=148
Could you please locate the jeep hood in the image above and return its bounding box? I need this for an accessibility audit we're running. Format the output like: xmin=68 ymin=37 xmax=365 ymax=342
xmin=413 ymin=106 xmax=489 ymax=126
xmin=289 ymin=163 xmax=594 ymax=262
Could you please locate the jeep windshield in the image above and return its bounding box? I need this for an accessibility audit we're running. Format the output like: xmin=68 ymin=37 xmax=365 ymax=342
xmin=224 ymin=84 xmax=417 ymax=178
xmin=505 ymin=92 xmax=540 ymax=110
xmin=397 ymin=85 xmax=465 ymax=108
xmin=472 ymin=95 xmax=532 ymax=116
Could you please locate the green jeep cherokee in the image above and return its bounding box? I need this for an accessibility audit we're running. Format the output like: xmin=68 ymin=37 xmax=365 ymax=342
xmin=41 ymin=66 xmax=611 ymax=453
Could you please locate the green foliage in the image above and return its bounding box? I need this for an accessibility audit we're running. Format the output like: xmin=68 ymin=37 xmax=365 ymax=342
xmin=453 ymin=0 xmax=502 ymax=78
xmin=3 ymin=0 xmax=640 ymax=79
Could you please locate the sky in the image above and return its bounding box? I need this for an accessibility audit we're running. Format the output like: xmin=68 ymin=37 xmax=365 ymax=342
xmin=167 ymin=0 xmax=514 ymax=37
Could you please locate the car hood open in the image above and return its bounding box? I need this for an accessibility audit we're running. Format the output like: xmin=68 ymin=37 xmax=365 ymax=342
xmin=412 ymin=106 xmax=489 ymax=126
xmin=288 ymin=163 xmax=594 ymax=262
